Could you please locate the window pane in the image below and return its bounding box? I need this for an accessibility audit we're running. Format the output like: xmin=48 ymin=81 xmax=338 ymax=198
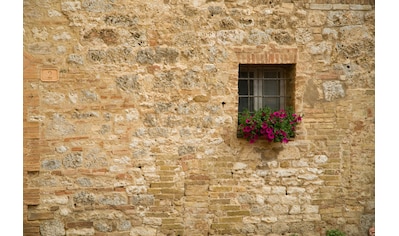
xmin=249 ymin=80 xmax=254 ymax=95
xmin=249 ymin=97 xmax=254 ymax=111
xmin=263 ymin=80 xmax=279 ymax=95
xmin=264 ymin=71 xmax=279 ymax=78
xmin=262 ymin=97 xmax=279 ymax=111
xmin=239 ymin=71 xmax=248 ymax=78
xmin=239 ymin=97 xmax=254 ymax=112
xmin=238 ymin=80 xmax=248 ymax=95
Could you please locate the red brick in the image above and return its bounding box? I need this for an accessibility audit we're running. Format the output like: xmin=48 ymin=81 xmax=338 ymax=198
xmin=66 ymin=221 xmax=93 ymax=229
xmin=24 ymin=189 xmax=40 ymax=205
xmin=28 ymin=212 xmax=54 ymax=221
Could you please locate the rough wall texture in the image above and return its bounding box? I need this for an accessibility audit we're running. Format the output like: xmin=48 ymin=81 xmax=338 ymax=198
xmin=23 ymin=0 xmax=375 ymax=235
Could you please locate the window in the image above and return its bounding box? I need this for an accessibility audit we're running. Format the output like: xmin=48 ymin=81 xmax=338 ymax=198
xmin=238 ymin=64 xmax=295 ymax=114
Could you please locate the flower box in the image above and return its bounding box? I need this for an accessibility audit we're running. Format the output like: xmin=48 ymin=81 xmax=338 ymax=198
xmin=238 ymin=106 xmax=303 ymax=144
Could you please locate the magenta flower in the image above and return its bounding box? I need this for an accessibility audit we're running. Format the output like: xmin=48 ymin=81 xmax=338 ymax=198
xmin=282 ymin=138 xmax=289 ymax=143
xmin=260 ymin=128 xmax=266 ymax=134
xmin=243 ymin=126 xmax=252 ymax=133
xmin=267 ymin=133 xmax=274 ymax=140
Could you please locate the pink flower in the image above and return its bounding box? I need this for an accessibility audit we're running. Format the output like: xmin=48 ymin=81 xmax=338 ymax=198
xmin=243 ymin=126 xmax=252 ymax=133
xmin=282 ymin=138 xmax=289 ymax=143
xmin=260 ymin=128 xmax=266 ymax=134
xmin=267 ymin=133 xmax=274 ymax=140
xmin=250 ymin=134 xmax=259 ymax=143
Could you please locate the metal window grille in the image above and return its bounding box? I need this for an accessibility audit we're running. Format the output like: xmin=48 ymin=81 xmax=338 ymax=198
xmin=238 ymin=65 xmax=293 ymax=113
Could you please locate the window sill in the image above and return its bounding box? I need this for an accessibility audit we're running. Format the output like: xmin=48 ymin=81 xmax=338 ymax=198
xmin=237 ymin=132 xmax=296 ymax=144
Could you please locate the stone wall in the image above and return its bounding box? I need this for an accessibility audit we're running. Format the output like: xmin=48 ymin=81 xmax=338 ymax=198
xmin=23 ymin=0 xmax=375 ymax=235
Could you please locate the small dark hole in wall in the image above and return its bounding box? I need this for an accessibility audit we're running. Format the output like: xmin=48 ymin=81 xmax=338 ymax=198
xmin=27 ymin=171 xmax=40 ymax=176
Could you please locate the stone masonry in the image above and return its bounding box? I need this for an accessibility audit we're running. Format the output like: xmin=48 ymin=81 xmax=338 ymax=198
xmin=23 ymin=0 xmax=374 ymax=235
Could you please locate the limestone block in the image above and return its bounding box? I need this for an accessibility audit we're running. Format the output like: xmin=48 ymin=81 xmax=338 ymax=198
xmin=68 ymin=54 xmax=84 ymax=64
xmin=61 ymin=1 xmax=81 ymax=12
xmin=40 ymin=220 xmax=65 ymax=236
xmin=41 ymin=159 xmax=61 ymax=170
xmin=73 ymin=191 xmax=95 ymax=205
xmin=94 ymin=221 xmax=113 ymax=232
xmin=82 ymin=0 xmax=113 ymax=13
xmin=42 ymin=196 xmax=69 ymax=205
xmin=116 ymin=219 xmax=132 ymax=231
xmin=322 ymin=81 xmax=345 ymax=101
xmin=98 ymin=193 xmax=128 ymax=206
xmin=130 ymin=226 xmax=157 ymax=236
xmin=307 ymin=11 xmax=326 ymax=26
xmin=66 ymin=228 xmax=95 ymax=235
xmin=63 ymin=152 xmax=83 ymax=168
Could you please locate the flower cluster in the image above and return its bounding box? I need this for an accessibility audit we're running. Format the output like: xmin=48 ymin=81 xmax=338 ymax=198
xmin=238 ymin=106 xmax=303 ymax=144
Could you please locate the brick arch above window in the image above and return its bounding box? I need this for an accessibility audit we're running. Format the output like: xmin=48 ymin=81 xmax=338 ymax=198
xmin=233 ymin=46 xmax=297 ymax=65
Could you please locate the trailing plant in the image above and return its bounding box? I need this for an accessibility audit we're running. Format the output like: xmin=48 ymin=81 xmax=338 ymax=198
xmin=238 ymin=106 xmax=303 ymax=144
xmin=326 ymin=229 xmax=345 ymax=236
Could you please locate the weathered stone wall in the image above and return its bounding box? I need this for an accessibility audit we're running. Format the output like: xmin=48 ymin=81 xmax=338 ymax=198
xmin=23 ymin=0 xmax=374 ymax=235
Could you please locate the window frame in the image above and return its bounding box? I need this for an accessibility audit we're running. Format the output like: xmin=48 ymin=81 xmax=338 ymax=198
xmin=238 ymin=64 xmax=295 ymax=114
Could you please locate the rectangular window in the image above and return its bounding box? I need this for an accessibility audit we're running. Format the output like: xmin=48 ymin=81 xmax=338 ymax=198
xmin=238 ymin=64 xmax=295 ymax=114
